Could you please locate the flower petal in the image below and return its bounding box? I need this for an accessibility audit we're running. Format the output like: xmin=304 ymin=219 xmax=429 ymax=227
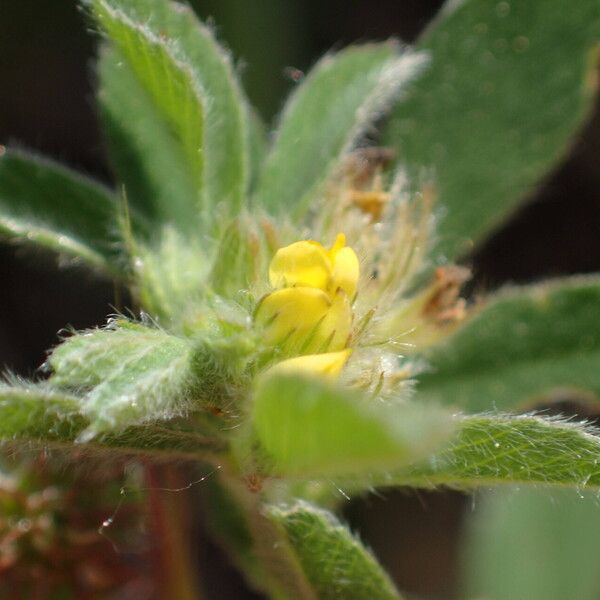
xmin=269 ymin=240 xmax=332 ymax=291
xmin=331 ymin=246 xmax=360 ymax=299
xmin=309 ymin=288 xmax=353 ymax=353
xmin=328 ymin=233 xmax=347 ymax=258
xmin=255 ymin=286 xmax=331 ymax=351
xmin=266 ymin=349 xmax=352 ymax=378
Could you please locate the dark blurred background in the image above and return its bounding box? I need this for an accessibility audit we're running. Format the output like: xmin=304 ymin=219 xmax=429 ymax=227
xmin=1 ymin=1 xmax=599 ymax=598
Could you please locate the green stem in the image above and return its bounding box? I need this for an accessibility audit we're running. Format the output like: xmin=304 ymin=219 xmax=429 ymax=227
xmin=215 ymin=470 xmax=316 ymax=600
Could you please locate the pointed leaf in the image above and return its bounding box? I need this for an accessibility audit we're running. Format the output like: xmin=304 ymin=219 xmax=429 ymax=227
xmin=384 ymin=0 xmax=600 ymax=260
xmin=254 ymin=44 xmax=425 ymax=216
xmin=98 ymin=49 xmax=200 ymax=229
xmin=382 ymin=415 xmax=600 ymax=490
xmin=92 ymin=0 xmax=205 ymax=230
xmin=463 ymin=488 xmax=600 ymax=600
xmin=252 ymin=373 xmax=455 ymax=478
xmin=268 ymin=501 xmax=402 ymax=600
xmin=415 ymin=277 xmax=600 ymax=413
xmin=95 ymin=0 xmax=252 ymax=228
xmin=0 ymin=149 xmax=123 ymax=276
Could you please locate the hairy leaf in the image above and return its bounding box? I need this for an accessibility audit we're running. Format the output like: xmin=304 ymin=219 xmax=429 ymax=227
xmin=0 ymin=381 xmax=225 ymax=460
xmin=209 ymin=218 xmax=266 ymax=297
xmin=92 ymin=0 xmax=205 ymax=231
xmin=463 ymin=488 xmax=600 ymax=600
xmin=49 ymin=318 xmax=250 ymax=435
xmin=98 ymin=49 xmax=200 ymax=229
xmin=381 ymin=415 xmax=600 ymax=490
xmin=118 ymin=0 xmax=248 ymax=208
xmin=268 ymin=501 xmax=402 ymax=600
xmin=385 ymin=0 xmax=600 ymax=260
xmin=95 ymin=0 xmax=252 ymax=228
xmin=252 ymin=373 xmax=455 ymax=478
xmin=133 ymin=226 xmax=209 ymax=325
xmin=254 ymin=43 xmax=425 ymax=216
xmin=49 ymin=321 xmax=197 ymax=435
xmin=97 ymin=421 xmax=227 ymax=459
xmin=0 ymin=149 xmax=123 ymax=276
xmin=416 ymin=277 xmax=600 ymax=412
xmin=0 ymin=382 xmax=84 ymax=442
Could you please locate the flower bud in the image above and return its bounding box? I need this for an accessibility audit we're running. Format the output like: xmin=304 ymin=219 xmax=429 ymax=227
xmin=256 ymin=233 xmax=358 ymax=373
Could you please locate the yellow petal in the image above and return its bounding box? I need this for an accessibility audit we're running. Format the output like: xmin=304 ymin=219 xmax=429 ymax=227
xmin=328 ymin=233 xmax=346 ymax=259
xmin=255 ymin=287 xmax=331 ymax=351
xmin=267 ymin=349 xmax=352 ymax=379
xmin=306 ymin=288 xmax=352 ymax=353
xmin=330 ymin=246 xmax=359 ymax=299
xmin=269 ymin=240 xmax=332 ymax=291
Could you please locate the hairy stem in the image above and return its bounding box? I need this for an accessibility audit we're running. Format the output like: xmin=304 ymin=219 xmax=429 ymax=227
xmin=217 ymin=470 xmax=316 ymax=600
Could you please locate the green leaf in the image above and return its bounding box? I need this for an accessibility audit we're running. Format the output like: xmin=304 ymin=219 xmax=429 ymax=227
xmin=98 ymin=420 xmax=227 ymax=459
xmin=386 ymin=415 xmax=600 ymax=490
xmin=192 ymin=0 xmax=306 ymax=119
xmin=98 ymin=49 xmax=200 ymax=229
xmin=0 ymin=381 xmax=84 ymax=442
xmin=92 ymin=0 xmax=205 ymax=230
xmin=254 ymin=44 xmax=425 ymax=216
xmin=415 ymin=277 xmax=600 ymax=413
xmin=133 ymin=226 xmax=209 ymax=325
xmin=268 ymin=501 xmax=402 ymax=600
xmin=49 ymin=319 xmax=250 ymax=435
xmin=463 ymin=488 xmax=600 ymax=600
xmin=252 ymin=373 xmax=455 ymax=478
xmin=0 ymin=148 xmax=123 ymax=276
xmin=0 ymin=379 xmax=225 ymax=460
xmin=384 ymin=0 xmax=600 ymax=260
xmin=49 ymin=320 xmax=198 ymax=435
xmin=94 ymin=0 xmax=251 ymax=228
xmin=209 ymin=218 xmax=265 ymax=298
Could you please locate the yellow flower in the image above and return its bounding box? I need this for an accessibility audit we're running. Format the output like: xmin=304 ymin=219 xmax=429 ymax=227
xmin=255 ymin=286 xmax=352 ymax=354
xmin=266 ymin=349 xmax=352 ymax=379
xmin=255 ymin=234 xmax=359 ymax=374
xmin=269 ymin=240 xmax=331 ymax=291
xmin=269 ymin=233 xmax=359 ymax=299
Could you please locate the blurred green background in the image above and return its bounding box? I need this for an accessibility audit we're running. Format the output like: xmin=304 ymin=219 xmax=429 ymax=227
xmin=1 ymin=1 xmax=600 ymax=598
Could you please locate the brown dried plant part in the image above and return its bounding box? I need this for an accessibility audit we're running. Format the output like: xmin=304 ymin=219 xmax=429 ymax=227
xmin=0 ymin=454 xmax=152 ymax=598
xmin=343 ymin=147 xmax=396 ymax=189
xmin=345 ymin=147 xmax=396 ymax=222
xmin=349 ymin=187 xmax=392 ymax=222
xmin=422 ymin=265 xmax=471 ymax=325
xmin=317 ymin=147 xmax=398 ymax=236
xmin=365 ymin=262 xmax=472 ymax=357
